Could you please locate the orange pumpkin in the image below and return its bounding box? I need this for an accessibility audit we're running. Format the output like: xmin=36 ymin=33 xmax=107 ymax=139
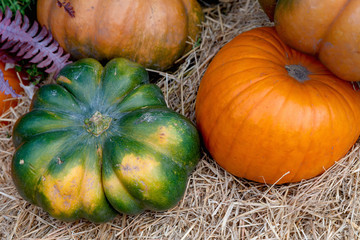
xmin=195 ymin=27 xmax=360 ymax=184
xmin=0 ymin=61 xmax=22 ymax=120
xmin=275 ymin=0 xmax=360 ymax=81
xmin=37 ymin=0 xmax=204 ymax=71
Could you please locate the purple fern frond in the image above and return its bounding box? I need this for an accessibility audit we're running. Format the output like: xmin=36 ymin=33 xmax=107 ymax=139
xmin=0 ymin=70 xmax=21 ymax=98
xmin=0 ymin=7 xmax=72 ymax=76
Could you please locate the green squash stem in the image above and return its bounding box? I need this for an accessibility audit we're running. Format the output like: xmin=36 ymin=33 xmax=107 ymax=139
xmin=84 ymin=111 xmax=112 ymax=136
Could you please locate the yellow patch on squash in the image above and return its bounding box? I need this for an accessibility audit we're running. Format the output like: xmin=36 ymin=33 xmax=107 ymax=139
xmin=40 ymin=166 xmax=102 ymax=217
xmin=119 ymin=154 xmax=161 ymax=197
xmin=80 ymin=171 xmax=103 ymax=213
xmin=57 ymin=76 xmax=72 ymax=84
xmin=148 ymin=125 xmax=179 ymax=145
xmin=103 ymin=174 xmax=135 ymax=202
xmin=40 ymin=166 xmax=83 ymax=216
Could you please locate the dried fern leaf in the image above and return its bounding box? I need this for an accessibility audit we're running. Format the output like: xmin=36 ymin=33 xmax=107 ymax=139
xmin=0 ymin=7 xmax=71 ymax=75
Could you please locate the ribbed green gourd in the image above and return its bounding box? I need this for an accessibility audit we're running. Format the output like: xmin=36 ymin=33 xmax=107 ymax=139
xmin=11 ymin=58 xmax=201 ymax=223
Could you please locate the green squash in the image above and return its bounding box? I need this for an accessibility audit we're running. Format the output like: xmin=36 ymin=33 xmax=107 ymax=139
xmin=12 ymin=58 xmax=201 ymax=223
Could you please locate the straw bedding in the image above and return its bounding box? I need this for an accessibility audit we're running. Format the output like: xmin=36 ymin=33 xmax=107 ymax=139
xmin=1 ymin=0 xmax=360 ymax=239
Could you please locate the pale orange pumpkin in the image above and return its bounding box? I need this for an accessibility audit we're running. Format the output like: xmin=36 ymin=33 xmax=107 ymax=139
xmin=0 ymin=61 xmax=22 ymax=120
xmin=195 ymin=27 xmax=360 ymax=184
xmin=37 ymin=0 xmax=204 ymax=71
xmin=274 ymin=0 xmax=360 ymax=81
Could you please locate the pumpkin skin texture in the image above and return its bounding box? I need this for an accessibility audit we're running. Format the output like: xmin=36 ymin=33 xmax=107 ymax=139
xmin=36 ymin=0 xmax=204 ymax=71
xmin=12 ymin=58 xmax=201 ymax=222
xmin=275 ymin=0 xmax=360 ymax=81
xmin=0 ymin=61 xmax=22 ymax=119
xmin=195 ymin=27 xmax=360 ymax=184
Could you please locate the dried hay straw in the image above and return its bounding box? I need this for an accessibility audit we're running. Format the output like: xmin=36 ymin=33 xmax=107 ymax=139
xmin=1 ymin=0 xmax=360 ymax=239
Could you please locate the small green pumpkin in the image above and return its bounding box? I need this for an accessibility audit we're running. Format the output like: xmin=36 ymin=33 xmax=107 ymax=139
xmin=12 ymin=58 xmax=201 ymax=222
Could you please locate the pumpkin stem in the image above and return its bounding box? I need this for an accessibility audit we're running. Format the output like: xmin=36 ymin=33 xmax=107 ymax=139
xmin=285 ymin=64 xmax=310 ymax=82
xmin=84 ymin=111 xmax=112 ymax=136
